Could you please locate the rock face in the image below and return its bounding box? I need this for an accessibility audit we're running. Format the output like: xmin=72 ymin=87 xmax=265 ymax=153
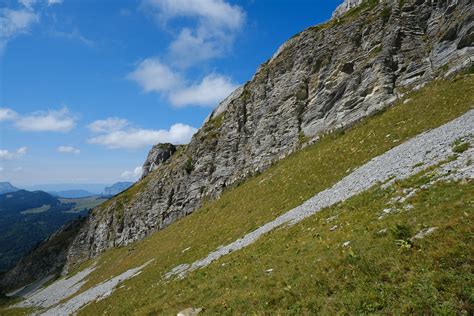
xmin=332 ymin=0 xmax=365 ymax=18
xmin=2 ymin=0 xmax=472 ymax=286
xmin=141 ymin=143 xmax=177 ymax=179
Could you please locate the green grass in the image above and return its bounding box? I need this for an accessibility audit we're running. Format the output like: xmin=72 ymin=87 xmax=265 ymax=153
xmin=452 ymin=138 xmax=471 ymax=154
xmin=59 ymin=197 xmax=108 ymax=213
xmin=2 ymin=75 xmax=473 ymax=315
xmin=20 ymin=204 xmax=51 ymax=215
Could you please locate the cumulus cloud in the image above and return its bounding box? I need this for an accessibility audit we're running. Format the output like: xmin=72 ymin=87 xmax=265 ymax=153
xmin=0 ymin=146 xmax=28 ymax=160
xmin=15 ymin=107 xmax=76 ymax=132
xmin=0 ymin=108 xmax=17 ymax=121
xmin=144 ymin=0 xmax=245 ymax=68
xmin=88 ymin=118 xmax=197 ymax=149
xmin=146 ymin=0 xmax=245 ymax=29
xmin=0 ymin=7 xmax=39 ymax=52
xmin=129 ymin=59 xmax=238 ymax=107
xmin=88 ymin=117 xmax=129 ymax=133
xmin=128 ymin=58 xmax=182 ymax=93
xmin=57 ymin=146 xmax=80 ymax=154
xmin=169 ymin=74 xmax=237 ymax=107
xmin=120 ymin=166 xmax=142 ymax=180
xmin=129 ymin=0 xmax=244 ymax=108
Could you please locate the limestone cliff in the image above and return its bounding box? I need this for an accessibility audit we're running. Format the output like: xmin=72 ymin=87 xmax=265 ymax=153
xmin=2 ymin=0 xmax=472 ymax=289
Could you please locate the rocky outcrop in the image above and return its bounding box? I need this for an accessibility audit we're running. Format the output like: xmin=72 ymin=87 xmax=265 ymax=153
xmin=2 ymin=0 xmax=472 ymax=287
xmin=141 ymin=143 xmax=177 ymax=179
xmin=332 ymin=0 xmax=364 ymax=18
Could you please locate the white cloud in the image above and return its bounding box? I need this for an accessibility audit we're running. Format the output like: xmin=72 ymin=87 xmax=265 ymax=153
xmin=145 ymin=0 xmax=244 ymax=30
xmin=0 ymin=108 xmax=17 ymax=121
xmin=0 ymin=167 xmax=3 ymax=172
xmin=120 ymin=166 xmax=142 ymax=180
xmin=17 ymin=146 xmax=27 ymax=155
xmin=144 ymin=0 xmax=245 ymax=68
xmin=169 ymin=74 xmax=237 ymax=107
xmin=0 ymin=146 xmax=28 ymax=160
xmin=15 ymin=108 xmax=76 ymax=132
xmin=57 ymin=146 xmax=80 ymax=154
xmin=19 ymin=0 xmax=37 ymax=9
xmin=0 ymin=8 xmax=39 ymax=52
xmin=129 ymin=59 xmax=237 ymax=107
xmin=13 ymin=166 xmax=23 ymax=172
xmin=88 ymin=117 xmax=129 ymax=133
xmin=128 ymin=58 xmax=182 ymax=93
xmin=169 ymin=27 xmax=227 ymax=68
xmin=88 ymin=122 xmax=197 ymax=149
xmin=47 ymin=0 xmax=63 ymax=5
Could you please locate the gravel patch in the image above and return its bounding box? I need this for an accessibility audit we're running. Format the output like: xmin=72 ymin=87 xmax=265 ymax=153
xmin=15 ymin=266 xmax=96 ymax=309
xmin=40 ymin=261 xmax=151 ymax=316
xmin=165 ymin=109 xmax=474 ymax=279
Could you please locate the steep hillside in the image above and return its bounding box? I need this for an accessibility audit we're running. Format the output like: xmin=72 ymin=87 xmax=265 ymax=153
xmin=2 ymin=73 xmax=472 ymax=315
xmin=1 ymin=0 xmax=473 ymax=301
xmin=64 ymin=0 xmax=473 ymax=271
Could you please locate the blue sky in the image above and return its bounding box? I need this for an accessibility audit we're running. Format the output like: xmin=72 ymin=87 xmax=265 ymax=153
xmin=0 ymin=0 xmax=342 ymax=187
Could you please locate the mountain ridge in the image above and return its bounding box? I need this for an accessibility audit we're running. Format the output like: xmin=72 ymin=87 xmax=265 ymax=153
xmin=0 ymin=182 xmax=19 ymax=195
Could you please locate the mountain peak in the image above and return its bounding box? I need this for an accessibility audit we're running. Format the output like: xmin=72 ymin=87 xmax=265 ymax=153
xmin=0 ymin=182 xmax=19 ymax=195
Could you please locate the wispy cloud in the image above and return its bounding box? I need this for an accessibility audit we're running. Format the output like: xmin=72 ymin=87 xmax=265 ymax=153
xmin=0 ymin=146 xmax=28 ymax=160
xmin=47 ymin=0 xmax=63 ymax=5
xmin=120 ymin=166 xmax=142 ymax=180
xmin=0 ymin=108 xmax=18 ymax=121
xmin=15 ymin=107 xmax=77 ymax=132
xmin=88 ymin=118 xmax=197 ymax=149
xmin=0 ymin=7 xmax=38 ymax=52
xmin=49 ymin=28 xmax=95 ymax=47
xmin=57 ymin=146 xmax=80 ymax=154
xmin=88 ymin=117 xmax=129 ymax=133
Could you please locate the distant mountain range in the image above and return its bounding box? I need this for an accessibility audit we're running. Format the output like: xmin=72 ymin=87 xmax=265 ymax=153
xmin=0 ymin=189 xmax=106 ymax=272
xmin=0 ymin=180 xmax=131 ymax=271
xmin=49 ymin=190 xmax=97 ymax=199
xmin=22 ymin=183 xmax=109 ymax=195
xmin=0 ymin=182 xmax=19 ymax=195
xmin=102 ymin=182 xmax=133 ymax=196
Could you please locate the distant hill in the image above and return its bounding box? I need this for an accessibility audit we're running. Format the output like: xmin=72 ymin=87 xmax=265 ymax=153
xmin=0 ymin=182 xmax=19 ymax=195
xmin=0 ymin=190 xmax=106 ymax=272
xmin=103 ymin=182 xmax=133 ymax=196
xmin=23 ymin=184 xmax=108 ymax=195
xmin=49 ymin=190 xmax=96 ymax=198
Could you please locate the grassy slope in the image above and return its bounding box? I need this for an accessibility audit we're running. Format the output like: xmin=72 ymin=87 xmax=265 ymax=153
xmin=2 ymin=75 xmax=473 ymax=315
xmin=59 ymin=197 xmax=108 ymax=213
